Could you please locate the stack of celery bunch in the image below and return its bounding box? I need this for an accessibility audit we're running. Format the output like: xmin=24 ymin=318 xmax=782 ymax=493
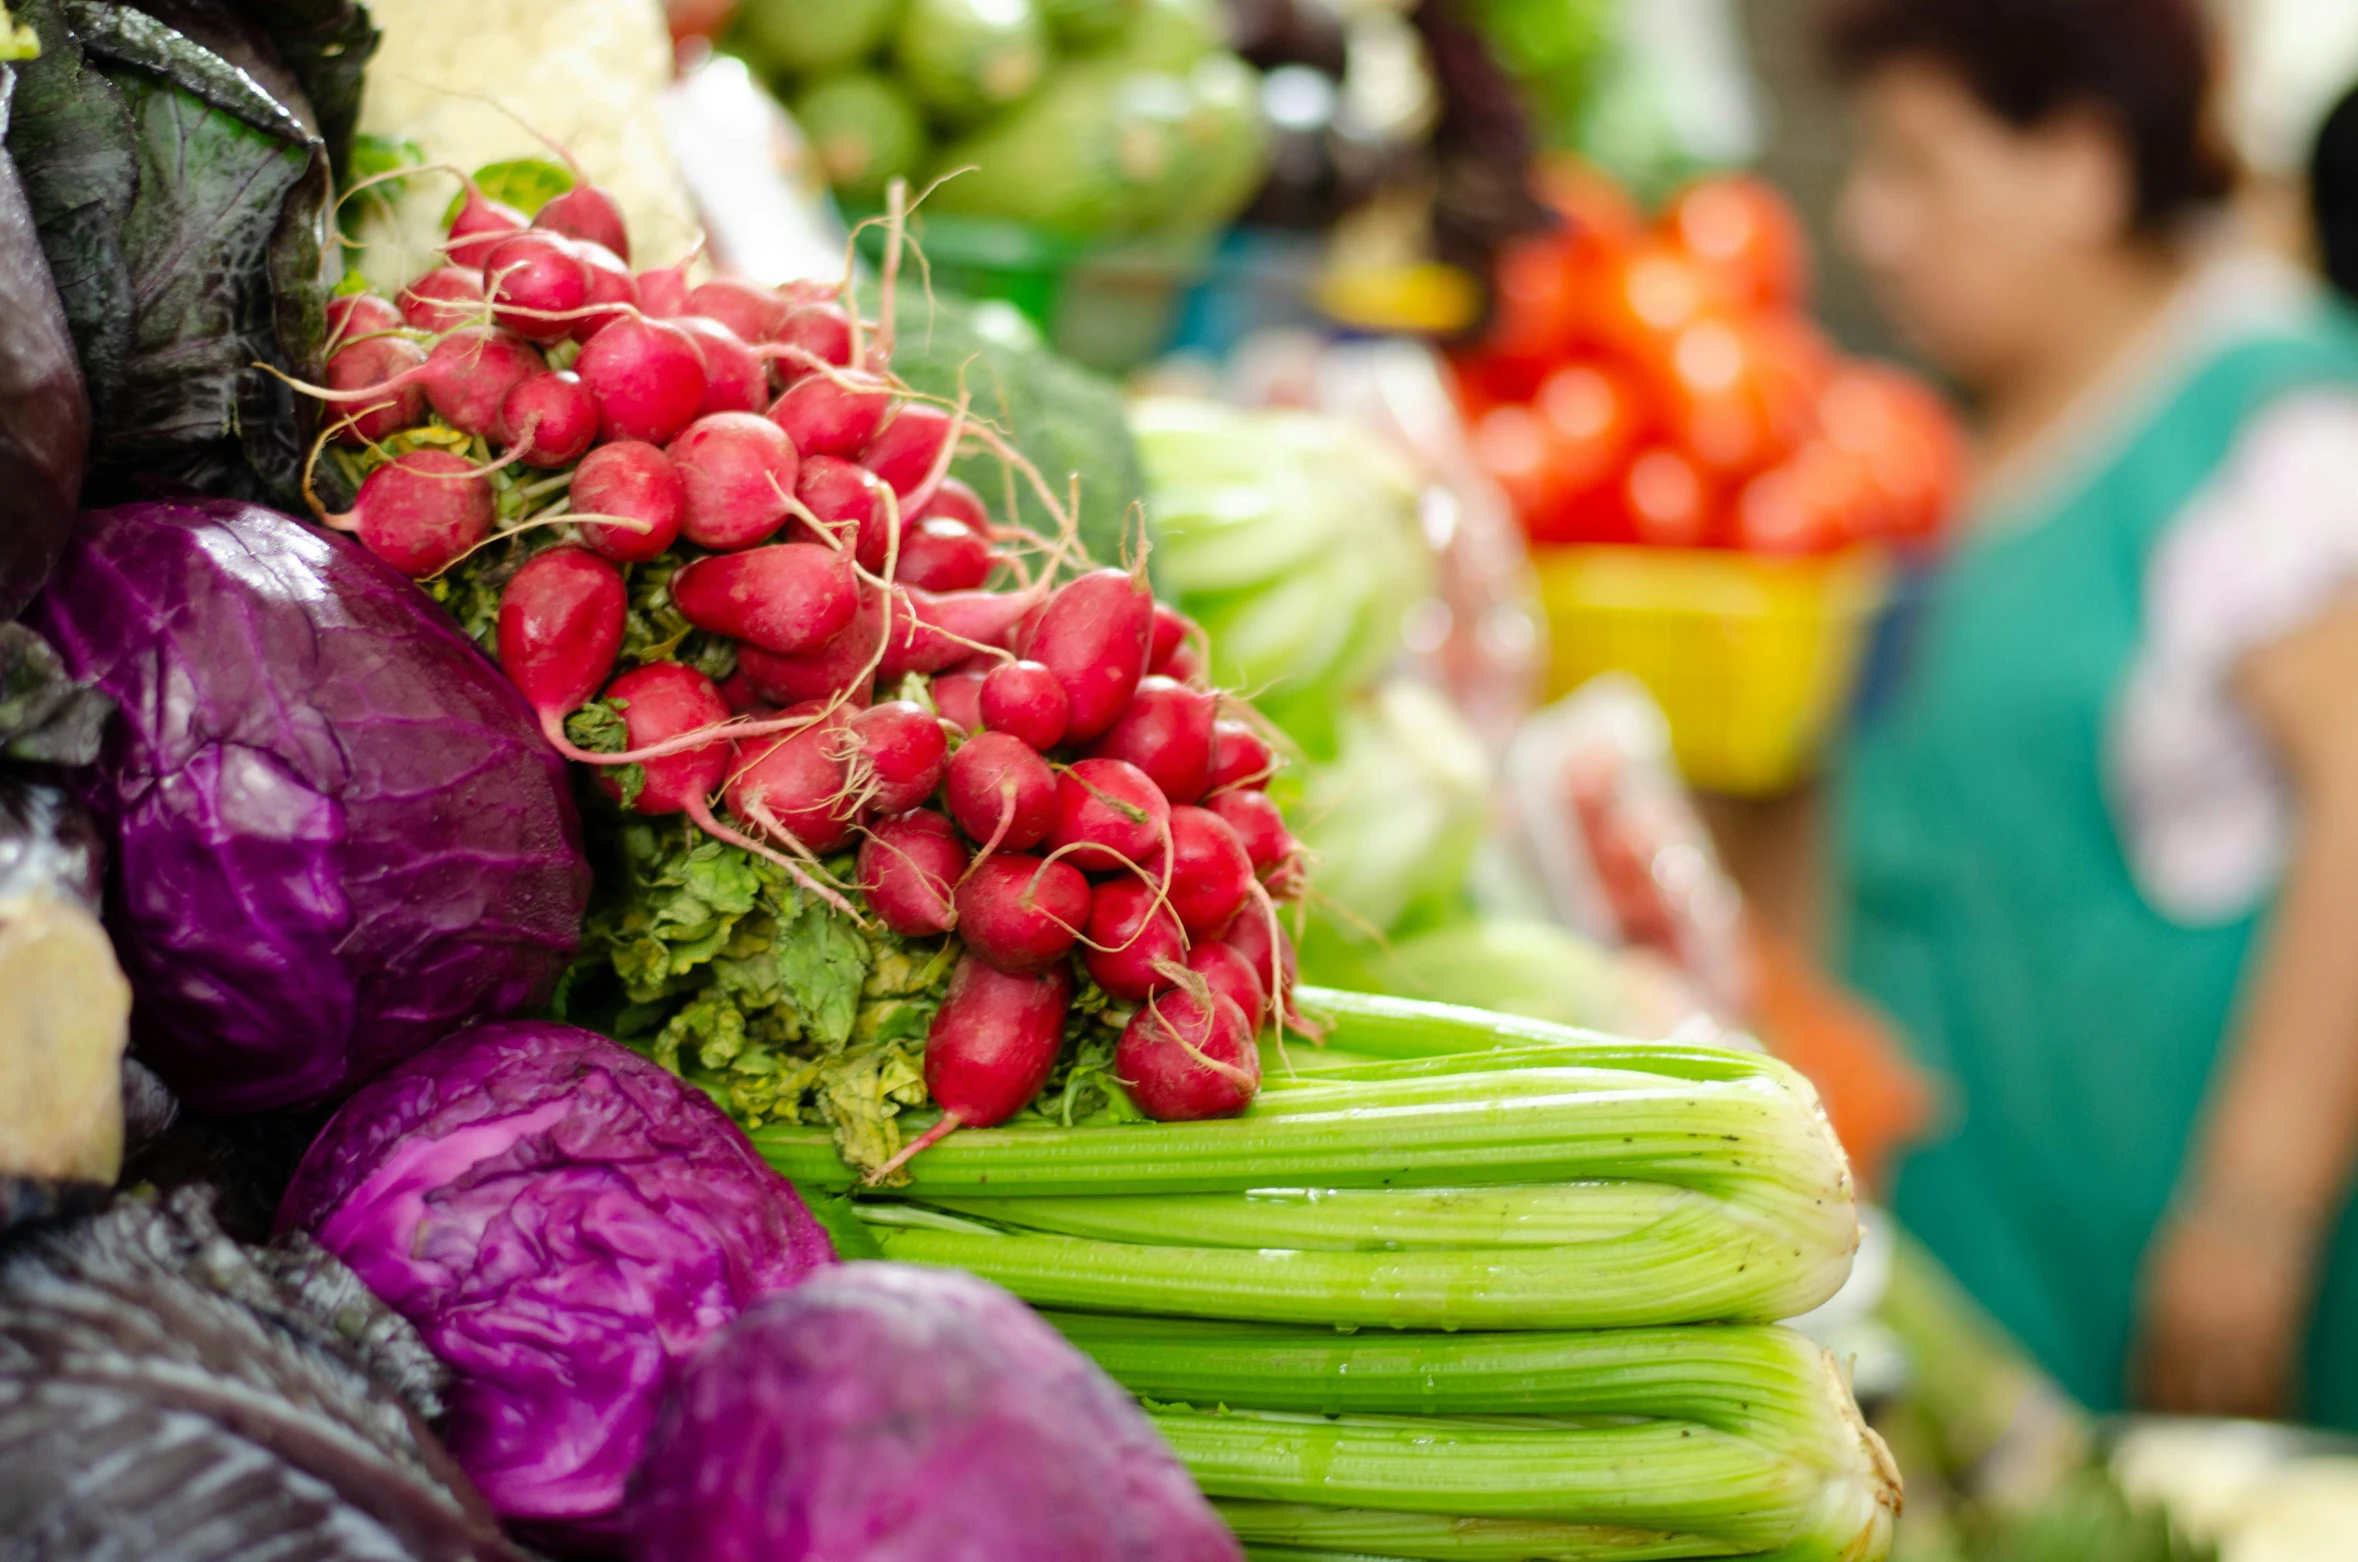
xmin=759 ymin=990 xmax=1899 ymax=1562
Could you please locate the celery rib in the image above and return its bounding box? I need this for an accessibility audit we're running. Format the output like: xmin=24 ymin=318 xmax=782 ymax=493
xmin=1219 ymin=1503 xmax=1747 ymax=1561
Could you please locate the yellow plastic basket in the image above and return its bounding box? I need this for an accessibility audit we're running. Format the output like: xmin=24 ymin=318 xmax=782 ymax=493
xmin=1533 ymin=545 xmax=1892 ymax=796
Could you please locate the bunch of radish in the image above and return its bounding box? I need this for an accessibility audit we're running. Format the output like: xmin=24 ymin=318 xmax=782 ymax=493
xmin=290 ymin=167 xmax=1307 ymax=1160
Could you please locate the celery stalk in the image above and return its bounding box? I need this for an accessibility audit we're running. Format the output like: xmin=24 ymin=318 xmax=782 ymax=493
xmin=1222 ymin=1506 xmax=1746 ymax=1560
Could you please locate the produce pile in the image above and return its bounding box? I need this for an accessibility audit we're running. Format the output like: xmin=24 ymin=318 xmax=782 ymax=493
xmin=725 ymin=0 xmax=1268 ymax=237
xmin=1457 ymin=165 xmax=1964 ymax=556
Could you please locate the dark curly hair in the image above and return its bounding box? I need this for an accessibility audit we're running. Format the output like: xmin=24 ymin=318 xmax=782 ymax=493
xmin=2315 ymin=82 xmax=2358 ymax=303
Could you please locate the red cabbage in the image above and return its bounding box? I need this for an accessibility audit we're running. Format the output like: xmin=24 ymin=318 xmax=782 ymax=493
xmin=281 ymin=1021 xmax=838 ymax=1548
xmin=628 ymin=1263 xmax=1243 ymax=1562
xmin=26 ymin=499 xmax=588 ymax=1111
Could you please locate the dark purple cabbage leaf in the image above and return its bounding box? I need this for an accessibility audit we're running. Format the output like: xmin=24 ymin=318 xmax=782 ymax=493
xmin=280 ymin=1022 xmax=839 ymax=1548
xmin=0 ymin=66 xmax=88 ymax=620
xmin=631 ymin=1262 xmax=1246 ymax=1562
xmin=28 ymin=500 xmax=591 ymax=1112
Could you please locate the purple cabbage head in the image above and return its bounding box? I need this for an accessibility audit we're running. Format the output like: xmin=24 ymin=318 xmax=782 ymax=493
xmin=280 ymin=1022 xmax=838 ymax=1548
xmin=628 ymin=1263 xmax=1244 ymax=1562
xmin=27 ymin=500 xmax=588 ymax=1110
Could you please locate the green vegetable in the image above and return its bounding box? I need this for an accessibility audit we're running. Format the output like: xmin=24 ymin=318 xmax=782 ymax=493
xmin=1309 ymin=918 xmax=1643 ymax=1035
xmin=442 ymin=157 xmax=574 ymax=224
xmin=795 ymin=73 xmax=926 ymax=205
xmin=893 ymin=0 xmax=1047 ymax=126
xmin=1101 ymin=0 xmax=1220 ymax=69
xmin=731 ymin=0 xmax=906 ymax=78
xmin=1293 ymin=682 xmax=1489 ymax=936
xmin=926 ymin=60 xmax=1183 ymax=235
xmin=1037 ymin=0 xmax=1136 ymax=49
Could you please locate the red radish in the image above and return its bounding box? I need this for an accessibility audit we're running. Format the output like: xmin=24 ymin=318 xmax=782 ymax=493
xmin=481 ymin=231 xmax=591 ymax=342
xmin=858 ymin=810 xmax=966 ymax=936
xmin=945 ymin=731 xmax=1056 ymax=850
xmin=877 ymin=586 xmax=1038 ymax=681
xmin=953 ymin=854 xmax=1089 ymax=974
xmin=1208 ymin=788 xmax=1293 ymax=877
xmin=932 ymin=669 xmax=986 ymax=733
xmin=596 ymin=661 xmax=730 ymax=815
xmin=898 ymin=516 xmax=994 ymax=592
xmin=980 ymin=659 xmax=1067 ymax=750
xmin=497 ymin=547 xmax=627 ymax=751
xmin=1082 ymin=877 xmax=1186 ymax=1002
xmin=1086 ymin=676 xmax=1216 ymax=804
xmin=1052 ymin=757 xmax=1170 ymax=875
xmin=725 ymin=706 xmax=857 ymax=853
xmin=1188 ymin=940 xmax=1266 ymax=1024
xmin=1163 ymin=643 xmax=1207 ymax=685
xmin=736 ymin=588 xmax=886 ymax=707
xmin=534 ymin=181 xmax=631 ymax=262
xmin=1116 ymin=989 xmax=1260 ymax=1121
xmin=399 ymin=267 xmax=487 ymax=332
xmin=341 ymin=449 xmax=494 ymax=577
xmin=687 ymin=277 xmax=790 ymax=343
xmin=1148 ymin=602 xmax=1193 ymax=674
xmin=324 ymin=336 xmax=428 ymax=444
xmin=1223 ymin=904 xmax=1298 ymax=1015
xmin=326 ymin=291 xmax=403 ymax=346
xmin=921 ymin=477 xmax=990 ymax=532
xmin=445 ymin=183 xmax=526 ymax=269
xmin=775 ymin=302 xmax=853 ymax=372
xmin=669 ymin=543 xmax=856 ymax=653
xmin=870 ymin=957 xmax=1073 ymax=1177
xmin=636 ymin=262 xmax=693 ymax=318
xmin=568 ymin=241 xmax=638 ymax=340
xmin=1206 ymin=719 xmax=1277 ymax=792
xmin=1020 ymin=568 xmax=1154 ymax=742
xmin=794 ymin=455 xmax=890 ymax=557
xmin=418 ymin=328 xmax=545 ymax=438
xmin=667 ymin=412 xmax=799 ymax=550
xmin=768 ymin=370 xmax=892 ymax=458
xmin=849 ymin=700 xmax=949 ymax=813
xmin=572 ymin=440 xmax=686 ymax=563
xmin=576 ymin=314 xmax=709 ymax=445
xmin=674 ymin=315 xmax=770 ymax=415
xmin=860 ymin=403 xmax=954 ymax=497
xmin=719 ymin=671 xmax=768 ymax=716
xmin=497 ymin=371 xmax=598 ymax=468
xmin=1165 ymin=804 xmax=1255 ymax=936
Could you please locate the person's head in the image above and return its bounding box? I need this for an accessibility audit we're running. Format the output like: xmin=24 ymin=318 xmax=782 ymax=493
xmin=1823 ymin=0 xmax=2233 ymax=389
xmin=2314 ymin=82 xmax=2358 ymax=304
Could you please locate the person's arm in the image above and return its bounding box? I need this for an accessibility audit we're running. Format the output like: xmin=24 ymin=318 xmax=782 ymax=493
xmin=2135 ymin=592 xmax=2358 ymax=1417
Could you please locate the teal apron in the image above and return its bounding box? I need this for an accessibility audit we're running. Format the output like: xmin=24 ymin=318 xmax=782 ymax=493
xmin=1838 ymin=326 xmax=2358 ymax=1425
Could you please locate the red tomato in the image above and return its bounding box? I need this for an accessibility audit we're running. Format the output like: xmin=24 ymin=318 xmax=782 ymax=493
xmin=1484 ymin=235 xmax=1587 ymax=367
xmin=1662 ymin=174 xmax=1811 ymax=313
xmin=1618 ymin=445 xmax=1716 ymax=548
xmin=1818 ymin=363 xmax=1967 ymax=542
xmin=1729 ymin=441 xmax=1876 ymax=555
xmin=1589 ymin=242 xmax=1731 ymax=366
xmin=1655 ymin=313 xmax=1818 ymax=480
xmin=1471 ymin=405 xmax=1565 ymax=536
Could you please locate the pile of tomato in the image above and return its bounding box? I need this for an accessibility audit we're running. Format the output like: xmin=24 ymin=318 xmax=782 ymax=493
xmin=1454 ymin=163 xmax=1965 ymax=557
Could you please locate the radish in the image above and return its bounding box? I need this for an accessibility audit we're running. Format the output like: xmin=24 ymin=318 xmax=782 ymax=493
xmin=870 ymin=957 xmax=1073 ymax=1178
xmin=860 ymin=403 xmax=954 ymax=497
xmin=481 ymin=231 xmax=591 ymax=342
xmin=1085 ymin=676 xmax=1215 ymax=804
xmin=398 ymin=267 xmax=487 ymax=332
xmin=1207 ymin=788 xmax=1293 ymax=878
xmin=534 ymin=180 xmax=631 ymax=262
xmin=719 ymin=671 xmax=768 ymax=715
xmin=497 ymin=547 xmax=627 ymax=752
xmin=980 ymin=660 xmax=1067 ymax=750
xmin=1116 ymin=988 xmax=1260 ymax=1121
xmin=897 ymin=516 xmax=994 ymax=592
xmin=1206 ymin=719 xmax=1276 ymax=793
xmin=931 ymin=669 xmax=986 ymax=733
xmin=849 ymin=700 xmax=949 ymax=813
xmin=1082 ymin=877 xmax=1186 ymax=1002
xmin=576 ymin=314 xmax=709 ymax=445
xmin=497 ymin=371 xmax=598 ymax=468
xmin=669 ymin=542 xmax=856 ymax=653
xmin=338 ymin=449 xmax=494 ymax=577
xmin=1162 ymin=643 xmax=1207 ymax=685
xmin=326 ymin=291 xmax=403 ymax=347
xmin=1019 ymin=567 xmax=1154 ymax=742
xmin=1187 ymin=940 xmax=1266 ymax=1024
xmin=324 ymin=336 xmax=427 ymax=444
xmin=568 ymin=241 xmax=638 ymax=340
xmin=596 ymin=661 xmax=731 ymax=815
xmin=1165 ymin=804 xmax=1254 ymax=936
xmin=1148 ymin=602 xmax=1193 ymax=674
xmin=737 ymin=587 xmax=886 ymax=708
xmin=945 ymin=731 xmax=1056 ymax=850
xmin=445 ymin=182 xmax=526 ymax=269
xmin=674 ymin=315 xmax=770 ymax=416
xmin=920 ymin=476 xmax=989 ymax=532
xmin=775 ymin=302 xmax=854 ymax=371
xmin=636 ymin=262 xmax=693 ymax=318
xmin=793 ymin=455 xmax=889 ymax=558
xmin=1223 ymin=904 xmax=1297 ymax=1017
xmin=725 ymin=706 xmax=858 ymax=854
xmin=688 ymin=277 xmax=791 ymax=344
xmin=876 ymin=586 xmax=1038 ymax=682
xmin=572 ymin=440 xmax=686 ymax=563
xmin=858 ymin=810 xmax=966 ymax=936
xmin=417 ymin=328 xmax=545 ymax=438
xmin=1052 ymin=757 xmax=1169 ymax=875
xmin=667 ymin=412 xmax=799 ymax=550
xmin=768 ymin=370 xmax=892 ymax=458
xmin=953 ymin=853 xmax=1089 ymax=974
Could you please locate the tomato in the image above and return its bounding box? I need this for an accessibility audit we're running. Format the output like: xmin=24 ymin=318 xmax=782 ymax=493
xmin=1728 ymin=440 xmax=1876 ymax=555
xmin=1654 ymin=312 xmax=1818 ymax=480
xmin=1818 ymin=363 xmax=1966 ymax=542
xmin=1471 ymin=404 xmax=1564 ymax=536
xmin=1588 ymin=241 xmax=1731 ymax=366
xmin=1662 ymin=174 xmax=1811 ymax=313
xmin=1618 ymin=445 xmax=1716 ymax=548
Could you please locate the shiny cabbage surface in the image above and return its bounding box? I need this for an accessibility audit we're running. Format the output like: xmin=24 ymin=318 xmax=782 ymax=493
xmin=281 ymin=1021 xmax=838 ymax=1546
xmin=630 ymin=1262 xmax=1242 ymax=1562
xmin=29 ymin=501 xmax=588 ymax=1110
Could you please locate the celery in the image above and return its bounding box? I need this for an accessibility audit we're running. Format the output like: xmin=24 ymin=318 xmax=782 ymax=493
xmin=1223 ymin=1505 xmax=1745 ymax=1559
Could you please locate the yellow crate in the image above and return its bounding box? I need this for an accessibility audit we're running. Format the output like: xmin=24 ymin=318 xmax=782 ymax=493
xmin=1533 ymin=545 xmax=1892 ymax=795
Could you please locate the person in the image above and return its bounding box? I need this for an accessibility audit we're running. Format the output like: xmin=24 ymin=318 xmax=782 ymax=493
xmin=2315 ymin=80 xmax=2358 ymax=303
xmin=1820 ymin=0 xmax=2358 ymax=1426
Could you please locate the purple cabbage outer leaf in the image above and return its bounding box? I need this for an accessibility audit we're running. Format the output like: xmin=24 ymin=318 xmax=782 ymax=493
xmin=279 ymin=1021 xmax=839 ymax=1549
xmin=0 ymin=65 xmax=89 ymax=621
xmin=27 ymin=500 xmax=589 ymax=1112
xmin=628 ymin=1262 xmax=1245 ymax=1562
